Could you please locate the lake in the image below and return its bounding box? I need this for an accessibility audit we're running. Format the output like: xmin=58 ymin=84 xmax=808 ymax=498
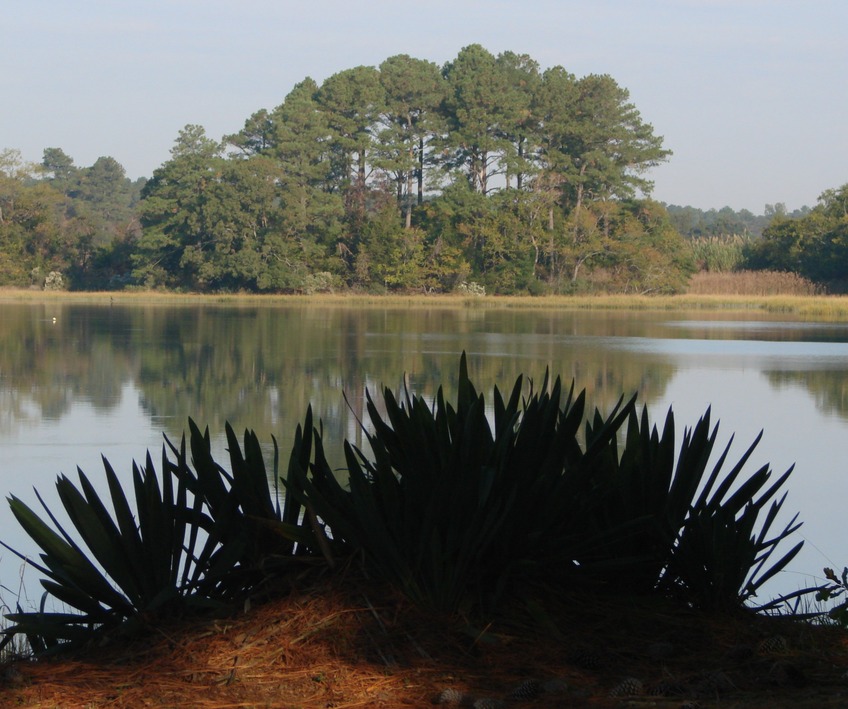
xmin=2 ymin=300 xmax=848 ymax=607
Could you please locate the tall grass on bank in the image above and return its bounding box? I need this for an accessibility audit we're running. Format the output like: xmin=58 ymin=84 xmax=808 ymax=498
xmin=686 ymin=235 xmax=750 ymax=273
xmin=6 ymin=286 xmax=848 ymax=320
xmin=0 ymin=574 xmax=31 ymax=663
xmin=687 ymin=270 xmax=821 ymax=296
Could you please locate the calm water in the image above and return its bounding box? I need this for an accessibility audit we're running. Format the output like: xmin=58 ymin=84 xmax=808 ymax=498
xmin=2 ymin=301 xmax=848 ymax=605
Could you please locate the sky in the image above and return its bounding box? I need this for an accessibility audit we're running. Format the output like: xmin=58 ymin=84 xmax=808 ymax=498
xmin=2 ymin=0 xmax=845 ymax=212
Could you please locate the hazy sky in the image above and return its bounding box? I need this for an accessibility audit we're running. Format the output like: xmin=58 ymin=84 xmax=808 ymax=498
xmin=2 ymin=0 xmax=845 ymax=211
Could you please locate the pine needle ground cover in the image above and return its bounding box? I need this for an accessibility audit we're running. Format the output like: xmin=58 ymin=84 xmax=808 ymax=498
xmin=4 ymin=572 xmax=848 ymax=708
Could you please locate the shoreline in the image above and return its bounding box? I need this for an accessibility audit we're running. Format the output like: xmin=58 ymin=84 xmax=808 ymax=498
xmin=5 ymin=288 xmax=848 ymax=320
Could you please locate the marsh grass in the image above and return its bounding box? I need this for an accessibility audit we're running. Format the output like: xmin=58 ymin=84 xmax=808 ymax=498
xmin=687 ymin=270 xmax=821 ymax=296
xmin=687 ymin=234 xmax=751 ymax=272
xmin=5 ymin=283 xmax=848 ymax=321
xmin=0 ymin=564 xmax=35 ymax=661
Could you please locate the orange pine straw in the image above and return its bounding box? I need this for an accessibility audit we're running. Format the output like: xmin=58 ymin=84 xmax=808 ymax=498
xmin=4 ymin=572 xmax=848 ymax=708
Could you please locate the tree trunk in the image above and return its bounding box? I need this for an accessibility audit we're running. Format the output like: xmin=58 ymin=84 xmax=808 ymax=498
xmin=572 ymin=165 xmax=587 ymax=239
xmin=357 ymin=148 xmax=367 ymax=191
xmin=354 ymin=147 xmax=367 ymax=218
xmin=401 ymin=139 xmax=414 ymax=228
xmin=405 ymin=168 xmax=413 ymax=229
xmin=417 ymin=137 xmax=425 ymax=205
xmin=517 ymin=137 xmax=524 ymax=191
xmin=575 ymin=169 xmax=586 ymax=214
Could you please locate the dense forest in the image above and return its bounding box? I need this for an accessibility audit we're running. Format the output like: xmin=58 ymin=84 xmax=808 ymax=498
xmin=0 ymin=45 xmax=845 ymax=294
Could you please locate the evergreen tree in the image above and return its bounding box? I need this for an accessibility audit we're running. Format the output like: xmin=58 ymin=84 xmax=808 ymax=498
xmin=225 ymin=108 xmax=275 ymax=157
xmin=375 ymin=54 xmax=445 ymax=227
xmin=316 ymin=66 xmax=385 ymax=195
xmin=494 ymin=51 xmax=541 ymax=190
xmin=133 ymin=125 xmax=226 ymax=288
xmin=2 ymin=46 xmax=695 ymax=294
xmin=268 ymin=79 xmax=345 ymax=282
xmin=441 ymin=44 xmax=519 ymax=194
xmin=41 ymin=147 xmax=77 ymax=189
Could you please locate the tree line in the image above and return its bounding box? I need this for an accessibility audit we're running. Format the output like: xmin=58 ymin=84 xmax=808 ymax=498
xmin=744 ymin=185 xmax=848 ymax=286
xmin=0 ymin=147 xmax=144 ymax=289
xmin=666 ymin=203 xmax=811 ymax=240
xmin=0 ymin=45 xmax=844 ymax=294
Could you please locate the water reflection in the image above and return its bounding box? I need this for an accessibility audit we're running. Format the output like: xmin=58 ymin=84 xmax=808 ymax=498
xmin=0 ymin=304 xmax=684 ymax=448
xmin=765 ymin=369 xmax=848 ymax=418
xmin=2 ymin=302 xmax=848 ymax=601
xmin=667 ymin=319 xmax=848 ymax=343
xmin=609 ymin=336 xmax=848 ymax=370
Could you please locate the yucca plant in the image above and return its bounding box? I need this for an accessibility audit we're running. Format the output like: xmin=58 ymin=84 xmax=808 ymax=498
xmin=0 ymin=441 xmax=235 ymax=652
xmin=288 ymin=354 xmax=803 ymax=613
xmin=0 ymin=420 xmax=319 ymax=653
xmin=557 ymin=402 xmax=802 ymax=608
xmin=564 ymin=405 xmax=679 ymax=589
xmin=1 ymin=357 xmax=807 ymax=653
xmin=286 ymin=354 xmax=636 ymax=611
xmin=568 ymin=405 xmax=737 ymax=589
xmin=286 ymin=357 xmax=508 ymax=611
xmin=659 ymin=423 xmax=802 ymax=610
xmin=486 ymin=376 xmax=636 ymax=593
xmin=178 ymin=417 xmax=326 ymax=577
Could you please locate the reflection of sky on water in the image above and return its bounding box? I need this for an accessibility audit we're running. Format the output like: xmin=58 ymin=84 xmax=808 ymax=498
xmin=375 ymin=325 xmax=848 ymax=369
xmin=666 ymin=320 xmax=848 ymax=335
xmin=606 ymin=336 xmax=848 ymax=370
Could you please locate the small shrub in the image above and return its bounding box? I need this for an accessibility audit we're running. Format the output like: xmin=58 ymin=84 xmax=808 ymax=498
xmin=43 ymin=271 xmax=64 ymax=291
xmin=814 ymin=567 xmax=848 ymax=626
xmin=303 ymin=272 xmax=337 ymax=295
xmin=456 ymin=281 xmax=486 ymax=296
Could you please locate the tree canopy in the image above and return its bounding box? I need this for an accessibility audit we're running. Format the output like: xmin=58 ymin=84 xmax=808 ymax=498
xmin=0 ymin=45 xmax=740 ymax=294
xmin=744 ymin=184 xmax=848 ymax=284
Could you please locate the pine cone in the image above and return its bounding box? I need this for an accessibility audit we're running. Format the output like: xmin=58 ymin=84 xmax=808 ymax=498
xmin=758 ymin=635 xmax=789 ymax=654
xmin=471 ymin=698 xmax=505 ymax=709
xmin=435 ymin=687 xmax=473 ymax=705
xmin=507 ymin=678 xmax=541 ymax=700
xmin=570 ymin=647 xmax=607 ymax=669
xmin=647 ymin=680 xmax=688 ymax=696
xmin=609 ymin=677 xmax=644 ymax=697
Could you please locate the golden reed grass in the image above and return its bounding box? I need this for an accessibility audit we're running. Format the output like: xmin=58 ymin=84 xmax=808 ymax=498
xmin=5 ymin=276 xmax=848 ymax=320
xmin=686 ymin=270 xmax=820 ymax=296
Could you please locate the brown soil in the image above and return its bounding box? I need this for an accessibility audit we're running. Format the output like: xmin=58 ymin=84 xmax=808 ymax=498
xmin=3 ymin=569 xmax=848 ymax=708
